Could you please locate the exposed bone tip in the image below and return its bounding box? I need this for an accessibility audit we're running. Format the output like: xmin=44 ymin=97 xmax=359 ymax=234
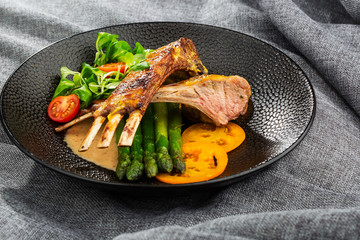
xmin=78 ymin=116 xmax=106 ymax=152
xmin=117 ymin=137 xmax=133 ymax=147
xmin=97 ymin=114 xmax=123 ymax=149
xmin=97 ymin=139 xmax=111 ymax=149
xmin=117 ymin=110 xmax=142 ymax=147
xmin=118 ymin=128 xmax=136 ymax=147
xmin=96 ymin=145 xmax=109 ymax=149
xmin=78 ymin=146 xmax=89 ymax=152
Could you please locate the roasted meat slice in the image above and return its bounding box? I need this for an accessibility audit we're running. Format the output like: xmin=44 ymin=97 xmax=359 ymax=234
xmin=56 ymin=37 xmax=207 ymax=151
xmin=152 ymin=74 xmax=251 ymax=126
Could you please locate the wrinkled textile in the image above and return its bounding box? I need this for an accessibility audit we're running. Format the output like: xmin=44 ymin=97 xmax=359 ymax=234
xmin=0 ymin=0 xmax=359 ymax=239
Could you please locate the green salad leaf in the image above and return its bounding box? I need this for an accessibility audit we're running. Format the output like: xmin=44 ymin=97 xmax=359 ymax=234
xmin=72 ymin=84 xmax=93 ymax=108
xmin=94 ymin=32 xmax=149 ymax=68
xmin=52 ymin=32 xmax=153 ymax=109
xmin=52 ymin=78 xmax=75 ymax=99
xmin=60 ymin=66 xmax=79 ymax=79
xmin=130 ymin=61 xmax=150 ymax=72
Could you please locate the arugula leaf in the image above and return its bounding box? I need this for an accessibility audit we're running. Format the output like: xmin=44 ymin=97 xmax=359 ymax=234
xmin=73 ymin=74 xmax=82 ymax=87
xmin=81 ymin=63 xmax=103 ymax=83
xmin=72 ymin=84 xmax=93 ymax=108
xmin=52 ymin=78 xmax=74 ymax=99
xmin=60 ymin=66 xmax=79 ymax=78
xmin=132 ymin=42 xmax=145 ymax=55
xmin=85 ymin=75 xmax=97 ymax=85
xmin=94 ymin=32 xmax=119 ymax=66
xmin=105 ymin=82 xmax=120 ymax=89
xmin=88 ymin=82 xmax=100 ymax=95
xmin=111 ymin=40 xmax=132 ymax=61
xmin=121 ymin=52 xmax=135 ymax=67
xmin=133 ymin=53 xmax=146 ymax=65
xmin=93 ymin=33 xmax=150 ymax=68
xmin=95 ymin=32 xmax=118 ymax=54
xmin=144 ymin=49 xmax=154 ymax=57
xmin=130 ymin=61 xmax=150 ymax=71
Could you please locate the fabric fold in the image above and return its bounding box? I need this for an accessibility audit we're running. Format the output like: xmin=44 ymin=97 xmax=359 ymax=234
xmin=0 ymin=0 xmax=359 ymax=239
xmin=260 ymin=0 xmax=360 ymax=116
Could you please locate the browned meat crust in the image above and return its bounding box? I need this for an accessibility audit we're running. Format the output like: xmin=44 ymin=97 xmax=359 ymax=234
xmin=71 ymin=37 xmax=208 ymax=150
xmin=93 ymin=37 xmax=208 ymax=118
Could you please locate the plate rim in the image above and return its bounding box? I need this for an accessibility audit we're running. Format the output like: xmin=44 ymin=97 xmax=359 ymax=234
xmin=0 ymin=21 xmax=316 ymax=190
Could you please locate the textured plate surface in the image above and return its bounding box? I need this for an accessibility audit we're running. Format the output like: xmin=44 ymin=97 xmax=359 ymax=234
xmin=0 ymin=22 xmax=315 ymax=195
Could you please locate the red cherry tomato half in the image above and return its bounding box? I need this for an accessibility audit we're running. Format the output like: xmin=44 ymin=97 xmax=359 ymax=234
xmin=97 ymin=62 xmax=127 ymax=73
xmin=47 ymin=94 xmax=80 ymax=123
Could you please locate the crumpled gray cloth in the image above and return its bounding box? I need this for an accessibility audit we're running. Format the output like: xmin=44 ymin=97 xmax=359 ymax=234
xmin=0 ymin=0 xmax=359 ymax=239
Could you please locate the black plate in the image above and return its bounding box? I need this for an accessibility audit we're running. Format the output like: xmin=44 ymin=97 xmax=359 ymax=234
xmin=0 ymin=22 xmax=315 ymax=195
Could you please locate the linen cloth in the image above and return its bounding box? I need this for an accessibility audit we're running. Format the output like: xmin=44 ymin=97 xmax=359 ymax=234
xmin=1 ymin=0 xmax=359 ymax=239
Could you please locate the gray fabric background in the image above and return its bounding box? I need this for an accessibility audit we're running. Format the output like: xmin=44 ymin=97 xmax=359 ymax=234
xmin=1 ymin=0 xmax=359 ymax=239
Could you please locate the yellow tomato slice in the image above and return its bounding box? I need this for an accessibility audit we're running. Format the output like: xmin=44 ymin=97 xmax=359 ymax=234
xmin=181 ymin=122 xmax=245 ymax=152
xmin=156 ymin=142 xmax=228 ymax=184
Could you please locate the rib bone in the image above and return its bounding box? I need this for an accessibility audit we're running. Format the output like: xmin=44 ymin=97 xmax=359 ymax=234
xmin=79 ymin=116 xmax=106 ymax=152
xmin=55 ymin=112 xmax=93 ymax=132
xmin=97 ymin=113 xmax=123 ymax=148
xmin=119 ymin=110 xmax=143 ymax=146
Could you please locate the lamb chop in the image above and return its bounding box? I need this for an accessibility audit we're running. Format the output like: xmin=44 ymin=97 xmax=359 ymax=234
xmin=152 ymin=74 xmax=251 ymax=126
xmin=57 ymin=73 xmax=251 ymax=136
xmin=55 ymin=37 xmax=207 ymax=151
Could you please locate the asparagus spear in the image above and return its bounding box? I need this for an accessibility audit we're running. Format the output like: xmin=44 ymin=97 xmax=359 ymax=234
xmin=115 ymin=118 xmax=131 ymax=180
xmin=141 ymin=104 xmax=158 ymax=178
xmin=168 ymin=103 xmax=186 ymax=173
xmin=153 ymin=102 xmax=173 ymax=172
xmin=126 ymin=125 xmax=144 ymax=181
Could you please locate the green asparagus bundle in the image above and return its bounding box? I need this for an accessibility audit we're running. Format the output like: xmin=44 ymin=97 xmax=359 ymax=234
xmin=126 ymin=125 xmax=144 ymax=181
xmin=115 ymin=102 xmax=184 ymax=180
xmin=141 ymin=104 xmax=158 ymax=178
xmin=153 ymin=102 xmax=173 ymax=172
xmin=115 ymin=118 xmax=131 ymax=180
xmin=168 ymin=103 xmax=186 ymax=173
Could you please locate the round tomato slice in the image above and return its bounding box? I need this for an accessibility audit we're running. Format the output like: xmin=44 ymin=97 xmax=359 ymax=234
xmin=47 ymin=94 xmax=80 ymax=123
xmin=156 ymin=142 xmax=228 ymax=184
xmin=182 ymin=122 xmax=245 ymax=152
xmin=97 ymin=62 xmax=127 ymax=73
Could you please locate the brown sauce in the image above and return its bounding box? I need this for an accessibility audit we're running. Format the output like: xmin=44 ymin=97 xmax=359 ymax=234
xmin=64 ymin=119 xmax=117 ymax=171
